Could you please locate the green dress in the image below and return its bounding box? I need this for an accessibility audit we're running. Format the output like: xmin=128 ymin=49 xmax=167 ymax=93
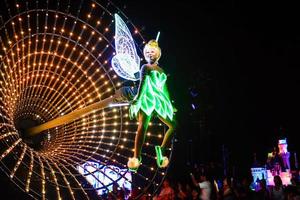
xmin=129 ymin=70 xmax=174 ymax=121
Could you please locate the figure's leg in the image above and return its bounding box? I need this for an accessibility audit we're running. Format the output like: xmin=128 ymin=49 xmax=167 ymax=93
xmin=127 ymin=111 xmax=151 ymax=171
xmin=155 ymin=116 xmax=177 ymax=168
xmin=158 ymin=116 xmax=177 ymax=150
xmin=134 ymin=111 xmax=151 ymax=158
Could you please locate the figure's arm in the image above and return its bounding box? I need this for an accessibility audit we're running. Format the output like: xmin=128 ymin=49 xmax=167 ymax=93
xmin=163 ymin=74 xmax=177 ymax=112
xmin=133 ymin=65 xmax=148 ymax=101
xmin=163 ymin=82 xmax=171 ymax=100
xmin=190 ymin=173 xmax=199 ymax=187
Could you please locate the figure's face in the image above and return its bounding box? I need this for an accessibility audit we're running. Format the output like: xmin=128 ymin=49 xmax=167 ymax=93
xmin=144 ymin=46 xmax=160 ymax=64
xmin=223 ymin=179 xmax=229 ymax=189
xmin=200 ymin=175 xmax=205 ymax=181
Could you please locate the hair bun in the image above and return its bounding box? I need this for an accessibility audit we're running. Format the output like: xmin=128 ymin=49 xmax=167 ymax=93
xmin=146 ymin=39 xmax=159 ymax=48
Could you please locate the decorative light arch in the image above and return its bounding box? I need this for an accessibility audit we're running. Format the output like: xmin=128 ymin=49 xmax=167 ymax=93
xmin=0 ymin=0 xmax=173 ymax=199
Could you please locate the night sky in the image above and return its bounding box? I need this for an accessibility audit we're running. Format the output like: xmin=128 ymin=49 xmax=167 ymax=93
xmin=1 ymin=0 xmax=300 ymax=198
xmin=123 ymin=0 xmax=300 ymax=176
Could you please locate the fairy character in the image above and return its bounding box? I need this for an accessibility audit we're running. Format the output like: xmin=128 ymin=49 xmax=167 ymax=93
xmin=127 ymin=40 xmax=176 ymax=171
xmin=111 ymin=14 xmax=176 ymax=172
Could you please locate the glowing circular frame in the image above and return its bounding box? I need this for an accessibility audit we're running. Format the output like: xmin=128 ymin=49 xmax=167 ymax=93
xmin=0 ymin=0 xmax=173 ymax=199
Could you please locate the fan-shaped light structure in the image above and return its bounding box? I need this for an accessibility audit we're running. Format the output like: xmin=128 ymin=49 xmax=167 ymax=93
xmin=0 ymin=0 xmax=173 ymax=199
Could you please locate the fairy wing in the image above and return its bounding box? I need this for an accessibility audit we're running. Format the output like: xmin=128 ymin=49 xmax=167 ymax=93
xmin=111 ymin=14 xmax=140 ymax=81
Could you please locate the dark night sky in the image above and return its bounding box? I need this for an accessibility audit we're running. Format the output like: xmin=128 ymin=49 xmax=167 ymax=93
xmin=122 ymin=0 xmax=300 ymax=175
xmin=1 ymin=0 xmax=300 ymax=198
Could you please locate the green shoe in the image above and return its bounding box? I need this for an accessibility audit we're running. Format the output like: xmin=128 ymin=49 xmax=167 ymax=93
xmin=155 ymin=146 xmax=169 ymax=168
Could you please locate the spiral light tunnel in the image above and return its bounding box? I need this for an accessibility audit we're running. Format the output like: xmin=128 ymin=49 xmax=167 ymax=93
xmin=0 ymin=0 xmax=172 ymax=199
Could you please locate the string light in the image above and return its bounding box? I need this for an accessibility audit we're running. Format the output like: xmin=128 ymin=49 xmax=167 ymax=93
xmin=0 ymin=0 xmax=171 ymax=199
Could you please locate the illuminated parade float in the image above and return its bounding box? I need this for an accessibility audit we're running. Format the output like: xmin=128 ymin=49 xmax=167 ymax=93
xmin=0 ymin=0 xmax=175 ymax=199
xmin=251 ymin=138 xmax=298 ymax=189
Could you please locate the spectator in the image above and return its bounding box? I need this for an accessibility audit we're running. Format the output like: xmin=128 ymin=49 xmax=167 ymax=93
xmin=256 ymin=179 xmax=270 ymax=200
xmin=154 ymin=179 xmax=175 ymax=200
xmin=285 ymin=185 xmax=300 ymax=200
xmin=222 ymin=177 xmax=237 ymax=200
xmin=128 ymin=188 xmax=139 ymax=200
xmin=190 ymin=172 xmax=212 ymax=200
xmin=236 ymin=177 xmax=256 ymax=200
xmin=191 ymin=187 xmax=200 ymax=200
xmin=270 ymin=175 xmax=285 ymax=200
xmin=176 ymin=182 xmax=188 ymax=199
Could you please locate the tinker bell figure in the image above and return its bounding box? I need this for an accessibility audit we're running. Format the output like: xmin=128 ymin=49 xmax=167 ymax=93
xmin=127 ymin=40 xmax=177 ymax=171
xmin=111 ymin=14 xmax=176 ymax=172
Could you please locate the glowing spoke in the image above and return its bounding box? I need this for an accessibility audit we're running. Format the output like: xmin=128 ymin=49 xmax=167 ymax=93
xmin=25 ymin=150 xmax=34 ymax=192
xmin=11 ymin=144 xmax=27 ymax=178
xmin=36 ymin=154 xmax=46 ymax=200
xmin=0 ymin=139 xmax=22 ymax=160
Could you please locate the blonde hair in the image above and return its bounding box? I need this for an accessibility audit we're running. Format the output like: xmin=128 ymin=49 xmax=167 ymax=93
xmin=143 ymin=40 xmax=161 ymax=61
